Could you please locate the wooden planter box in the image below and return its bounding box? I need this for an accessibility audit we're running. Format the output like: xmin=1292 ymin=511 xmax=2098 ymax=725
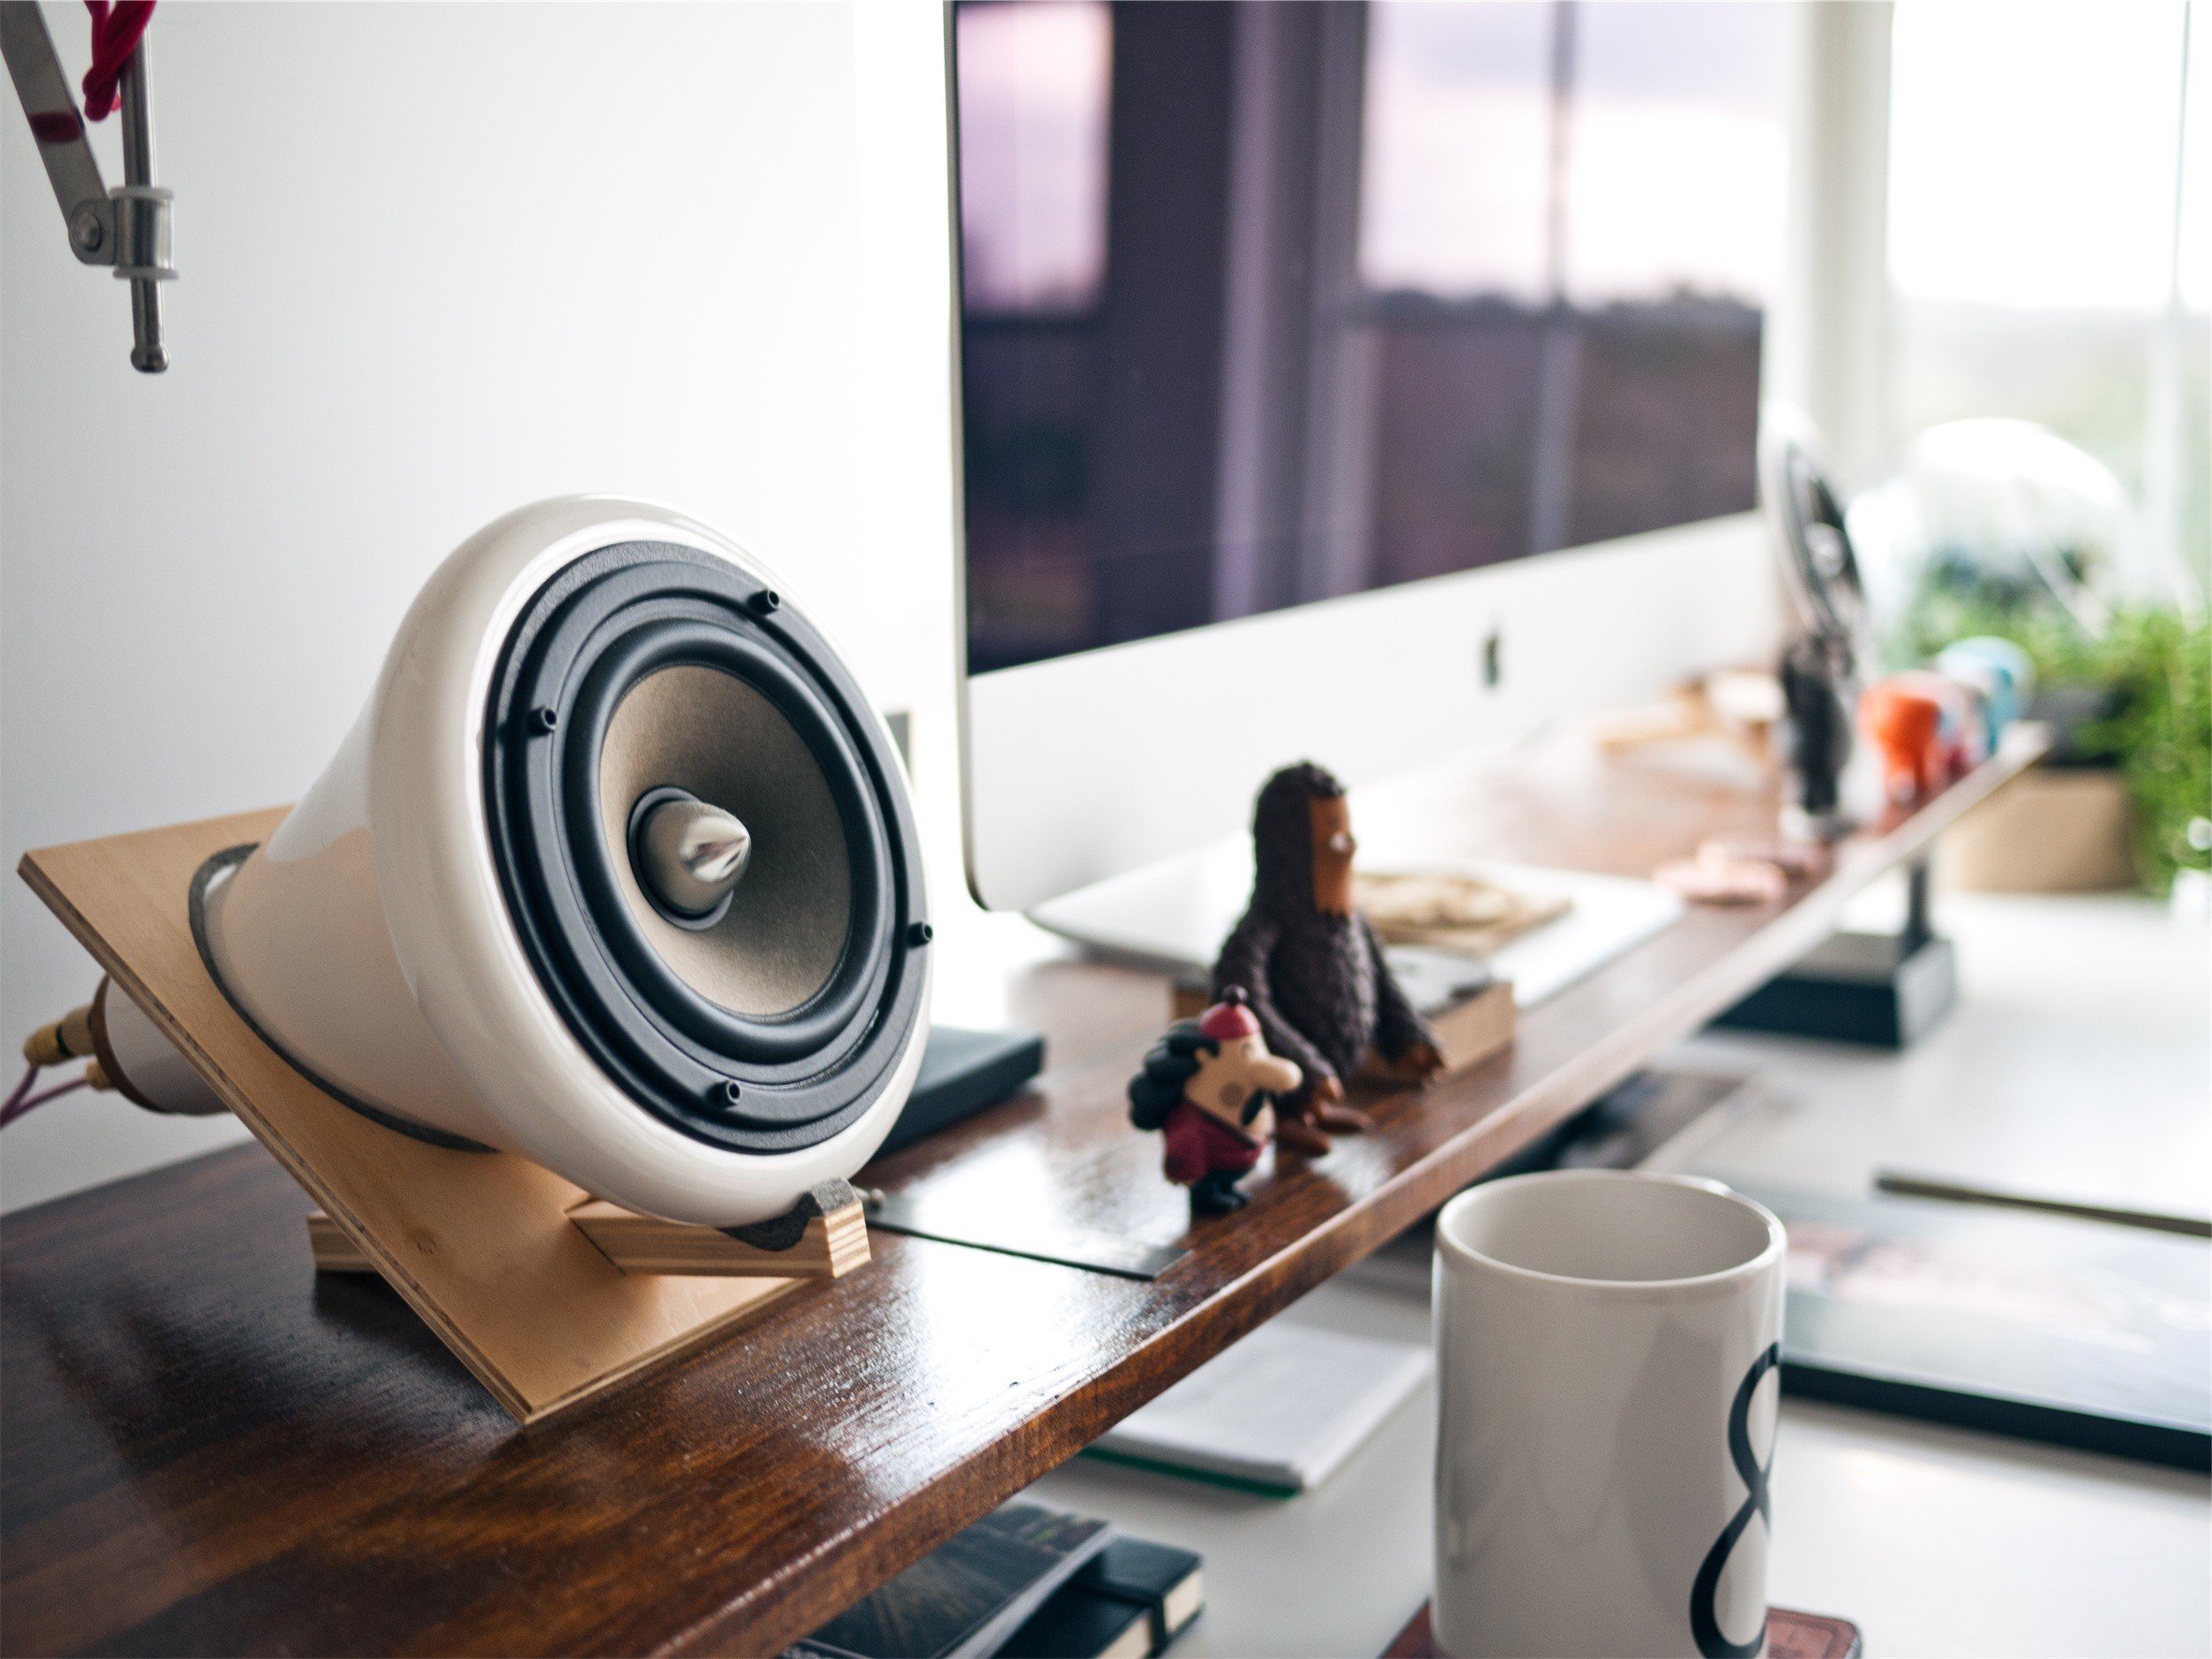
xmin=1938 ymin=766 xmax=2137 ymax=892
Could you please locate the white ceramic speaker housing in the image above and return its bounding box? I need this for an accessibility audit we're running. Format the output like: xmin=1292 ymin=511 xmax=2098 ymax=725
xmin=189 ymin=497 xmax=929 ymax=1226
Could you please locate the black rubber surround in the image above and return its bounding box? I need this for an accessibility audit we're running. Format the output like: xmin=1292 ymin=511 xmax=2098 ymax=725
xmin=482 ymin=542 xmax=927 ymax=1154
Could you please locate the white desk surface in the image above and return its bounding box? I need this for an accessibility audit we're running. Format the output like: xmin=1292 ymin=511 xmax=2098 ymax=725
xmin=1027 ymin=889 xmax=2212 ymax=1657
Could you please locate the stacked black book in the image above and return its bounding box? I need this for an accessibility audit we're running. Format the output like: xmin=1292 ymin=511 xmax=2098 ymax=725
xmin=788 ymin=1504 xmax=1202 ymax=1659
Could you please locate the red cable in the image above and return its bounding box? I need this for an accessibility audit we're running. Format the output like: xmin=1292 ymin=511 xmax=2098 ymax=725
xmin=0 ymin=1067 xmax=89 ymax=1129
xmin=2 ymin=1065 xmax=38 ymax=1121
xmin=80 ymin=1 xmax=155 ymax=123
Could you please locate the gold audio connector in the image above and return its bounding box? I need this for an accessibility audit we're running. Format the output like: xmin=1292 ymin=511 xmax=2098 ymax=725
xmin=22 ymin=1003 xmax=96 ymax=1069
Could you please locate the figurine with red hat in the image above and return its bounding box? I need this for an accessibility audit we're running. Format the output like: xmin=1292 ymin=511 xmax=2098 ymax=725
xmin=1128 ymin=988 xmax=1304 ymax=1216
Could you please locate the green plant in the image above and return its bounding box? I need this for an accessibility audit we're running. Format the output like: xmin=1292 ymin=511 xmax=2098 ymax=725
xmin=1888 ymin=568 xmax=2210 ymax=894
xmin=2090 ymin=608 xmax=2212 ymax=895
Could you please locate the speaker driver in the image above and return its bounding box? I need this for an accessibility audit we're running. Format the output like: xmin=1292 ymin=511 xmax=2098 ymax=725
xmin=483 ymin=541 xmax=925 ymax=1160
xmin=600 ymin=665 xmax=851 ymax=1014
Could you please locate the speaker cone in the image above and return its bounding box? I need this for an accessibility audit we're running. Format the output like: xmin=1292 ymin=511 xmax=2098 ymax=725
xmin=602 ymin=667 xmax=849 ymax=1009
xmin=483 ymin=542 xmax=926 ymax=1157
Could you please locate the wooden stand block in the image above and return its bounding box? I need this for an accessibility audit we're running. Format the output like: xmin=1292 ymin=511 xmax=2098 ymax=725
xmin=310 ymin=1198 xmax=870 ymax=1280
xmin=1413 ymin=977 xmax=1517 ymax=1075
xmin=568 ymin=1198 xmax=870 ymax=1277
xmin=19 ymin=810 xmax=872 ymax=1426
xmin=304 ymin=1212 xmax=376 ymax=1272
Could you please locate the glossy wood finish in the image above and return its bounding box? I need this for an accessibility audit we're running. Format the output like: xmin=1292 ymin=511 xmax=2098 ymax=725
xmin=0 ymin=734 xmax=2044 ymax=1656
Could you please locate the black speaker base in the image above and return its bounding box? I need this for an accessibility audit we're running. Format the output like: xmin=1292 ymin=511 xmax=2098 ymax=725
xmin=875 ymin=1025 xmax=1047 ymax=1157
xmin=1713 ymin=930 xmax=1958 ymax=1048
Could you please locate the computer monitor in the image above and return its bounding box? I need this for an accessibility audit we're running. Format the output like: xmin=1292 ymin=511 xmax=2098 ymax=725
xmin=954 ymin=0 xmax=1794 ymax=918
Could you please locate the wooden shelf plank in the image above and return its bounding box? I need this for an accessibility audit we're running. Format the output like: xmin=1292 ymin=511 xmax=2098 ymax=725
xmin=0 ymin=732 xmax=2046 ymax=1657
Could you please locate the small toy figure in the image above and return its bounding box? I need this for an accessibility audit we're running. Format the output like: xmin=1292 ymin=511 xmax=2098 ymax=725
xmin=1895 ymin=669 xmax=1985 ymax=777
xmin=1213 ymin=762 xmax=1442 ymax=1157
xmin=1937 ymin=637 xmax=2033 ymax=753
xmin=1779 ymin=636 xmax=1853 ymax=838
xmin=1860 ymin=677 xmax=1946 ymax=803
xmin=1128 ymin=988 xmax=1302 ymax=1215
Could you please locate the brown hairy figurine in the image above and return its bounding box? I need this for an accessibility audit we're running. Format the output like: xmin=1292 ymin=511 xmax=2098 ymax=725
xmin=1213 ymin=762 xmax=1442 ymax=1155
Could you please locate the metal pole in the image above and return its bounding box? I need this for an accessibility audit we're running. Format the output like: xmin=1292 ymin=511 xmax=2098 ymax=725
xmin=1901 ymin=855 xmax=1932 ymax=954
xmin=117 ymin=37 xmax=167 ymax=372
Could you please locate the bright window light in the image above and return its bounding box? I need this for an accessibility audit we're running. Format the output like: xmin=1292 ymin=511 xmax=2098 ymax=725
xmin=1889 ymin=3 xmax=2190 ymax=312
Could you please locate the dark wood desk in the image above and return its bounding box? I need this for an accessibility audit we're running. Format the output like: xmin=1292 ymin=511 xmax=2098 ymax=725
xmin=0 ymin=734 xmax=2043 ymax=1656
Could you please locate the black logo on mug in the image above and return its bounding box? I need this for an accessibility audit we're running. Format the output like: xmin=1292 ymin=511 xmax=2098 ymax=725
xmin=1689 ymin=1341 xmax=1779 ymax=1659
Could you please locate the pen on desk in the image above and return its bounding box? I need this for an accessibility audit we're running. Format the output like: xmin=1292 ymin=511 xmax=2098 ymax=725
xmin=1873 ymin=1171 xmax=2212 ymax=1240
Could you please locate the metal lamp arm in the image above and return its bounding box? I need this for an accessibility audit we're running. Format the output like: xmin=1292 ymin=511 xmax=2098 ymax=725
xmin=1 ymin=0 xmax=172 ymax=371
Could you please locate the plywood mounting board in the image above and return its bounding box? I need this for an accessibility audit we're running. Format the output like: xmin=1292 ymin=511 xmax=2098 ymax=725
xmin=19 ymin=810 xmax=845 ymax=1425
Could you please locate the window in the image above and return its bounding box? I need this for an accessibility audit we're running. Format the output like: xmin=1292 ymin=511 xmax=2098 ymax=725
xmin=954 ymin=1 xmax=1112 ymax=315
xmin=1887 ymin=2 xmax=2207 ymax=591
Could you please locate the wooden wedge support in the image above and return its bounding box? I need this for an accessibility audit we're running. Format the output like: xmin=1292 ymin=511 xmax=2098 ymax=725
xmin=310 ymin=1201 xmax=871 ymax=1279
xmin=568 ymin=1197 xmax=870 ymax=1278
xmin=306 ymin=1212 xmax=374 ymax=1272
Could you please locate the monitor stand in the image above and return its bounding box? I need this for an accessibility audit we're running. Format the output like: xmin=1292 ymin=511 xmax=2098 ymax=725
xmin=1029 ymin=836 xmax=1683 ymax=1011
xmin=1712 ymin=855 xmax=1957 ymax=1046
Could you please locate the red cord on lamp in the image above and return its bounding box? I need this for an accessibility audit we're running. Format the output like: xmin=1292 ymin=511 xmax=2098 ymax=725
xmin=80 ymin=0 xmax=154 ymax=122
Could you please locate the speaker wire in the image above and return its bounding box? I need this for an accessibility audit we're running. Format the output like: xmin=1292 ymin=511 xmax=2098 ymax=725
xmin=0 ymin=1063 xmax=89 ymax=1129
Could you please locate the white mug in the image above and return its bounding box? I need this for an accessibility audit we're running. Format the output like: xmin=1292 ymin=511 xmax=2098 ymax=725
xmin=1432 ymin=1170 xmax=1786 ymax=1659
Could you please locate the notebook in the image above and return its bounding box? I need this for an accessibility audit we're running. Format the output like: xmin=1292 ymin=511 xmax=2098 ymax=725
xmin=1742 ymin=1181 xmax=2212 ymax=1470
xmin=1088 ymin=1321 xmax=1432 ymax=1496
xmin=1001 ymin=1589 xmax=1150 ymax=1659
xmin=1000 ymin=1537 xmax=1204 ymax=1659
xmin=789 ymin=1503 xmax=1112 ymax=1659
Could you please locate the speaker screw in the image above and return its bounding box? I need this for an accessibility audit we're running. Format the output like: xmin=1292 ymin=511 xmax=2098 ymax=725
xmin=749 ymin=589 xmax=781 ymax=614
xmin=717 ymin=1080 xmax=743 ymax=1107
xmin=528 ymin=706 xmax=559 ymax=735
xmin=906 ymin=921 xmax=933 ymax=947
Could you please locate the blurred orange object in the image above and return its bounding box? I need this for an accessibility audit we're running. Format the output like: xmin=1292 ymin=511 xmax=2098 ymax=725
xmin=1892 ymin=669 xmax=1987 ymax=775
xmin=1861 ymin=678 xmax=1945 ymax=803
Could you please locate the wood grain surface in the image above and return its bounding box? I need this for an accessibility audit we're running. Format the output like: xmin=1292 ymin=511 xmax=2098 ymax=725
xmin=0 ymin=732 xmax=2043 ymax=1656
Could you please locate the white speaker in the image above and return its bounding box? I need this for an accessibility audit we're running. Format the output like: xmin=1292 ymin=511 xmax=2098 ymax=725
xmin=113 ymin=497 xmax=930 ymax=1227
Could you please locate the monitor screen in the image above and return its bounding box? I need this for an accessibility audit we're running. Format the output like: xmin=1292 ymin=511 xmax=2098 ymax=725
xmin=954 ymin=0 xmax=1789 ymax=675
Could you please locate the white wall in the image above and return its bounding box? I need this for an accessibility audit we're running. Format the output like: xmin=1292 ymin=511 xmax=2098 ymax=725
xmin=0 ymin=2 xmax=968 ymax=1210
xmin=1775 ymin=0 xmax=1893 ymax=485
